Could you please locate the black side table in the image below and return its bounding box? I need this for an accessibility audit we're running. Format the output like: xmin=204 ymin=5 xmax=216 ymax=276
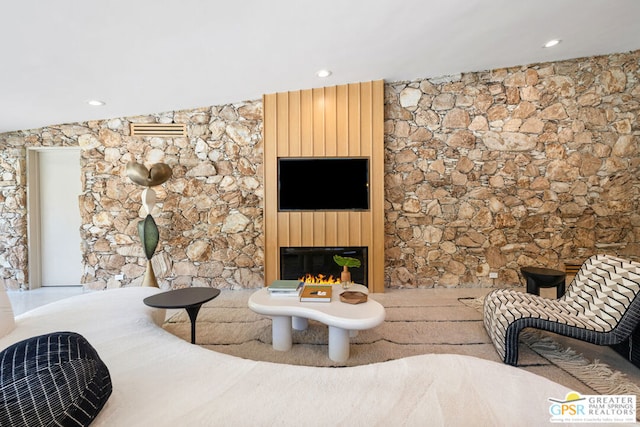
xmin=143 ymin=287 xmax=220 ymax=344
xmin=520 ymin=267 xmax=566 ymax=298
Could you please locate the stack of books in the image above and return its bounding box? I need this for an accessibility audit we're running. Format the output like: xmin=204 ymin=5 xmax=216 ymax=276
xmin=299 ymin=284 xmax=332 ymax=302
xmin=268 ymin=280 xmax=303 ymax=297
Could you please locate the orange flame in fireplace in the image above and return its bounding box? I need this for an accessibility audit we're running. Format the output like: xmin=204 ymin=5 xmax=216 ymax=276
xmin=299 ymin=274 xmax=340 ymax=284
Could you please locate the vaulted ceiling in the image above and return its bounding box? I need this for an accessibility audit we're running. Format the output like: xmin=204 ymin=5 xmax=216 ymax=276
xmin=2 ymin=0 xmax=639 ymax=134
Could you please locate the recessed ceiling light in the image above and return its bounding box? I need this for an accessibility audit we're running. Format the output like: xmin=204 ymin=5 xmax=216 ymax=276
xmin=87 ymin=99 xmax=106 ymax=106
xmin=543 ymin=39 xmax=561 ymax=48
xmin=316 ymin=69 xmax=332 ymax=78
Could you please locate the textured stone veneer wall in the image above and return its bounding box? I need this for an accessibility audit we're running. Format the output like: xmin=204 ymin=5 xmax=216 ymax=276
xmin=0 ymin=50 xmax=638 ymax=290
xmin=384 ymin=50 xmax=640 ymax=287
xmin=0 ymin=104 xmax=264 ymax=290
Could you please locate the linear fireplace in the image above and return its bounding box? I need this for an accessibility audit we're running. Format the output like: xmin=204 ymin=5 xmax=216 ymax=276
xmin=280 ymin=247 xmax=368 ymax=286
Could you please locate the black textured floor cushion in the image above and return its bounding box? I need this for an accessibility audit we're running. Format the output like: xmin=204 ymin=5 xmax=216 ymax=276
xmin=0 ymin=331 xmax=112 ymax=426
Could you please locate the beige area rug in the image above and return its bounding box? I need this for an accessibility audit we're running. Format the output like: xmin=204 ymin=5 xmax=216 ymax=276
xmin=163 ymin=288 xmax=640 ymax=411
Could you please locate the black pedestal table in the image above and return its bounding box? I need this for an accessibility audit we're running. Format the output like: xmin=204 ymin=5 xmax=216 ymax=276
xmin=143 ymin=287 xmax=220 ymax=344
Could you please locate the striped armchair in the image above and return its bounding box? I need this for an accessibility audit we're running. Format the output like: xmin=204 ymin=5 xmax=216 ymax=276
xmin=483 ymin=254 xmax=640 ymax=366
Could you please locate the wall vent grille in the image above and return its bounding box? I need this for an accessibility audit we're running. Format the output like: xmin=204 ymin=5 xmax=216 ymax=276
xmin=130 ymin=123 xmax=186 ymax=137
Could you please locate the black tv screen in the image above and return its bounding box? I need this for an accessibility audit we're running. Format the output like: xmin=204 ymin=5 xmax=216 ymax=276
xmin=278 ymin=157 xmax=369 ymax=211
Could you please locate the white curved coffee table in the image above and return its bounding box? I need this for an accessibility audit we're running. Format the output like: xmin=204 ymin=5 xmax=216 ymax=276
xmin=248 ymin=284 xmax=385 ymax=363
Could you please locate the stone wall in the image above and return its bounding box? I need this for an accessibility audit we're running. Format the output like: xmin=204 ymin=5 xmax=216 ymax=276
xmin=0 ymin=103 xmax=264 ymax=290
xmin=0 ymin=50 xmax=638 ymax=291
xmin=384 ymin=50 xmax=640 ymax=288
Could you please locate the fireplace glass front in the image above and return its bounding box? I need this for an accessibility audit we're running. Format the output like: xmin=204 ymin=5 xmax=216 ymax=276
xmin=280 ymin=246 xmax=368 ymax=286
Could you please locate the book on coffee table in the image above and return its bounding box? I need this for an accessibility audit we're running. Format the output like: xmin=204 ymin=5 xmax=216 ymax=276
xmin=299 ymin=285 xmax=332 ymax=302
xmin=268 ymin=280 xmax=303 ymax=296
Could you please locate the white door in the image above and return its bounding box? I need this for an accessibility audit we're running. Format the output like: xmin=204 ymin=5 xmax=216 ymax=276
xmin=36 ymin=149 xmax=82 ymax=286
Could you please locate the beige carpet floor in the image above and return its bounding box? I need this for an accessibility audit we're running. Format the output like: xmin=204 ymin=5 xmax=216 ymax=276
xmin=163 ymin=287 xmax=640 ymax=402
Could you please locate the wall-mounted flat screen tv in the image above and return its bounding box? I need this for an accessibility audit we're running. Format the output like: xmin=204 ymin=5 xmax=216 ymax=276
xmin=278 ymin=157 xmax=369 ymax=211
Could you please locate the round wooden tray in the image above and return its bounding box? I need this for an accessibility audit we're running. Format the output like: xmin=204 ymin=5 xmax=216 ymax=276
xmin=339 ymin=291 xmax=368 ymax=304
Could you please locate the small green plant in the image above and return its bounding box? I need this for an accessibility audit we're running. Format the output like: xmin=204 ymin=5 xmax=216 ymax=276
xmin=333 ymin=255 xmax=361 ymax=269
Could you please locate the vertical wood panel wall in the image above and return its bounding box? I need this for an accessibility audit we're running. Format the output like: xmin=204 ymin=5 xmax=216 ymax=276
xmin=263 ymin=80 xmax=385 ymax=292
